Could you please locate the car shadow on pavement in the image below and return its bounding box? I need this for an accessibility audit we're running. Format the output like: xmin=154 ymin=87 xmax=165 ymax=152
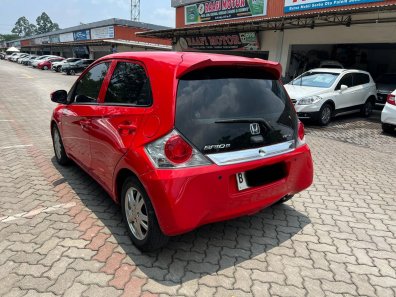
xmin=303 ymin=110 xmax=382 ymax=129
xmin=51 ymin=157 xmax=311 ymax=286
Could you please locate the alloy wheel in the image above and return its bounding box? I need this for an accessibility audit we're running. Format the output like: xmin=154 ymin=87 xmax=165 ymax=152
xmin=321 ymin=106 xmax=331 ymax=124
xmin=53 ymin=129 xmax=62 ymax=160
xmin=125 ymin=187 xmax=149 ymax=240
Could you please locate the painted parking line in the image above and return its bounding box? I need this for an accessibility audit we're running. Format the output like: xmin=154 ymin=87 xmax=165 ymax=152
xmin=0 ymin=144 xmax=33 ymax=150
xmin=0 ymin=202 xmax=76 ymax=223
xmin=0 ymin=120 xmax=14 ymax=122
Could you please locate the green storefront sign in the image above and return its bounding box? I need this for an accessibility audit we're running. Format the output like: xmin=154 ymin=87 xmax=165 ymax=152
xmin=185 ymin=0 xmax=267 ymax=25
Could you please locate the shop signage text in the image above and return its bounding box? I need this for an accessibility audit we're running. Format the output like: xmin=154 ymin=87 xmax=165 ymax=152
xmin=50 ymin=35 xmax=60 ymax=43
xmin=185 ymin=0 xmax=267 ymax=25
xmin=284 ymin=0 xmax=385 ymax=13
xmin=91 ymin=26 xmax=115 ymax=39
xmin=179 ymin=32 xmax=259 ymax=51
xmin=73 ymin=30 xmax=91 ymax=41
xmin=60 ymin=32 xmax=74 ymax=43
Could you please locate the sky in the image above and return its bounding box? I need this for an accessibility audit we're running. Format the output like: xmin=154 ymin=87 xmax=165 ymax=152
xmin=0 ymin=0 xmax=175 ymax=34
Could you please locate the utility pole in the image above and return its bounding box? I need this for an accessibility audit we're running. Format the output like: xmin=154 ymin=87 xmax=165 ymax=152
xmin=131 ymin=0 xmax=140 ymax=22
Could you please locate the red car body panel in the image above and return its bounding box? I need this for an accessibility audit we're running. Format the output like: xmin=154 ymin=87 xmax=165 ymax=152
xmin=38 ymin=58 xmax=64 ymax=69
xmin=52 ymin=52 xmax=314 ymax=236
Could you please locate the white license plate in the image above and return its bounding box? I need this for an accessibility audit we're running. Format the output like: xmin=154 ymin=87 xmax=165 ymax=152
xmin=236 ymin=172 xmax=249 ymax=191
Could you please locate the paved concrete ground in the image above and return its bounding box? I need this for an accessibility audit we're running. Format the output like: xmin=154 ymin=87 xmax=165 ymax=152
xmin=0 ymin=60 xmax=395 ymax=297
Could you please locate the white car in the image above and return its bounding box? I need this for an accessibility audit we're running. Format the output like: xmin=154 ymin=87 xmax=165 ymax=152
xmin=381 ymin=89 xmax=396 ymax=133
xmin=285 ymin=69 xmax=377 ymax=125
xmin=52 ymin=58 xmax=81 ymax=72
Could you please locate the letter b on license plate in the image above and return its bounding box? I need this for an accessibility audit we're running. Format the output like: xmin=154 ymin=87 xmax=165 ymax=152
xmin=236 ymin=172 xmax=249 ymax=191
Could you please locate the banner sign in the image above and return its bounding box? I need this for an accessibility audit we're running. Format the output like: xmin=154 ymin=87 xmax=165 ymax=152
xmin=50 ymin=35 xmax=60 ymax=43
xmin=284 ymin=0 xmax=384 ymax=13
xmin=179 ymin=31 xmax=259 ymax=51
xmin=185 ymin=0 xmax=267 ymax=25
xmin=34 ymin=38 xmax=42 ymax=45
xmin=60 ymin=32 xmax=74 ymax=42
xmin=41 ymin=36 xmax=50 ymax=44
xmin=73 ymin=30 xmax=91 ymax=41
xmin=91 ymin=26 xmax=115 ymax=39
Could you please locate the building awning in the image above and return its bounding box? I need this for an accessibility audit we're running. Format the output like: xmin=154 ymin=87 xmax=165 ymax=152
xmin=19 ymin=39 xmax=172 ymax=50
xmin=137 ymin=3 xmax=396 ymax=39
xmin=103 ymin=39 xmax=172 ymax=50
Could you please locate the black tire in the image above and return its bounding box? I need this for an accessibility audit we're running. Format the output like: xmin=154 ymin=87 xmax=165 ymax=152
xmin=317 ymin=104 xmax=332 ymax=126
xmin=275 ymin=195 xmax=294 ymax=205
xmin=52 ymin=125 xmax=70 ymax=165
xmin=70 ymin=69 xmax=75 ymax=75
xmin=361 ymin=99 xmax=373 ymax=117
xmin=66 ymin=70 xmax=71 ymax=75
xmin=121 ymin=176 xmax=169 ymax=251
xmin=43 ymin=65 xmax=48 ymax=70
xmin=382 ymin=123 xmax=394 ymax=134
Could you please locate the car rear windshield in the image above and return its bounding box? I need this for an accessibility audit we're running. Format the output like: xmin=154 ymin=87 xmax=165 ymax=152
xmin=175 ymin=67 xmax=297 ymax=154
xmin=291 ymin=72 xmax=339 ymax=88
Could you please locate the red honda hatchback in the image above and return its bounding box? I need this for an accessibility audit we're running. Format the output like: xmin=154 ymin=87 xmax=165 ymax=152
xmin=50 ymin=52 xmax=313 ymax=251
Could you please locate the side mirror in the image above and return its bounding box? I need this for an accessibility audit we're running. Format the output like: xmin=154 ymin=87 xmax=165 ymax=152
xmin=340 ymin=85 xmax=348 ymax=91
xmin=51 ymin=90 xmax=68 ymax=104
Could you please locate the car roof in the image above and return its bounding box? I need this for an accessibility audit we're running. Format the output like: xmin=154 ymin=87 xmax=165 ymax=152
xmin=308 ymin=68 xmax=370 ymax=75
xmin=96 ymin=51 xmax=282 ymax=79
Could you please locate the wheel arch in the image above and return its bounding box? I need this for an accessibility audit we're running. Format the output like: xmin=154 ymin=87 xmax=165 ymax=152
xmin=323 ymin=99 xmax=335 ymax=111
xmin=367 ymin=95 xmax=376 ymax=104
xmin=115 ymin=168 xmax=139 ymax=203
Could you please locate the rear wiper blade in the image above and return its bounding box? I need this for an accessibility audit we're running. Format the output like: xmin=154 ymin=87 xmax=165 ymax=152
xmin=215 ymin=118 xmax=273 ymax=130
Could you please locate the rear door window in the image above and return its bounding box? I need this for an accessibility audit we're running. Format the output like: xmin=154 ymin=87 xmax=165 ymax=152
xmin=353 ymin=73 xmax=370 ymax=86
xmin=176 ymin=67 xmax=297 ymax=154
xmin=104 ymin=62 xmax=152 ymax=106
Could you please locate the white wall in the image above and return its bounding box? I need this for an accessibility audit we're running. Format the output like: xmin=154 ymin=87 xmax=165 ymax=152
xmin=261 ymin=21 xmax=396 ymax=75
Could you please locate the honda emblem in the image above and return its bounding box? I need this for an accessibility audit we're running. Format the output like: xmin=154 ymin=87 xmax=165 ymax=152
xmin=250 ymin=123 xmax=260 ymax=135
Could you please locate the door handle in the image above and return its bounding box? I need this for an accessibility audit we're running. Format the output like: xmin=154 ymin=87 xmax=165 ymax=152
xmin=118 ymin=123 xmax=137 ymax=135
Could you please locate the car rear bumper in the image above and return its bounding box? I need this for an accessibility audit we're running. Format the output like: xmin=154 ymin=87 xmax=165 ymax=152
xmin=140 ymin=144 xmax=313 ymax=236
xmin=381 ymin=103 xmax=396 ymax=126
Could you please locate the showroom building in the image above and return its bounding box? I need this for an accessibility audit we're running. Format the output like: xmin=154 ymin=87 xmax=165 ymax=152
xmin=1 ymin=18 xmax=171 ymax=59
xmin=139 ymin=0 xmax=396 ymax=81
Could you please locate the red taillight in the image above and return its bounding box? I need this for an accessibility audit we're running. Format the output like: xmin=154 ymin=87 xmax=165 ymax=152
xmin=164 ymin=135 xmax=193 ymax=164
xmin=298 ymin=121 xmax=305 ymax=140
xmin=297 ymin=121 xmax=306 ymax=147
xmin=387 ymin=94 xmax=396 ymax=105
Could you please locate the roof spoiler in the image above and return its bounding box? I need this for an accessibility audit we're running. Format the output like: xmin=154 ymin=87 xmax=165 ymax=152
xmin=176 ymin=56 xmax=282 ymax=80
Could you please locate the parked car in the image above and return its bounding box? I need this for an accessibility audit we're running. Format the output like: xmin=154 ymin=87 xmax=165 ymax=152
xmin=37 ymin=57 xmax=65 ymax=70
xmin=319 ymin=60 xmax=344 ymax=69
xmin=0 ymin=52 xmax=5 ymax=59
xmin=18 ymin=54 xmax=32 ymax=64
xmin=285 ymin=68 xmax=377 ymax=125
xmin=21 ymin=55 xmax=38 ymax=65
xmin=52 ymin=58 xmax=81 ymax=72
xmin=375 ymin=73 xmax=396 ymax=106
xmin=10 ymin=53 xmax=27 ymax=62
xmin=31 ymin=55 xmax=59 ymax=68
xmin=381 ymin=90 xmax=396 ymax=133
xmin=61 ymin=59 xmax=94 ymax=75
xmin=6 ymin=53 xmax=19 ymax=61
xmin=15 ymin=53 xmax=29 ymax=63
xmin=50 ymin=52 xmax=314 ymax=251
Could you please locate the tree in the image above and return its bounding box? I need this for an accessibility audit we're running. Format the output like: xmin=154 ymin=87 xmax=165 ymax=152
xmin=0 ymin=33 xmax=20 ymax=42
xmin=11 ymin=17 xmax=36 ymax=37
xmin=36 ymin=12 xmax=59 ymax=34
